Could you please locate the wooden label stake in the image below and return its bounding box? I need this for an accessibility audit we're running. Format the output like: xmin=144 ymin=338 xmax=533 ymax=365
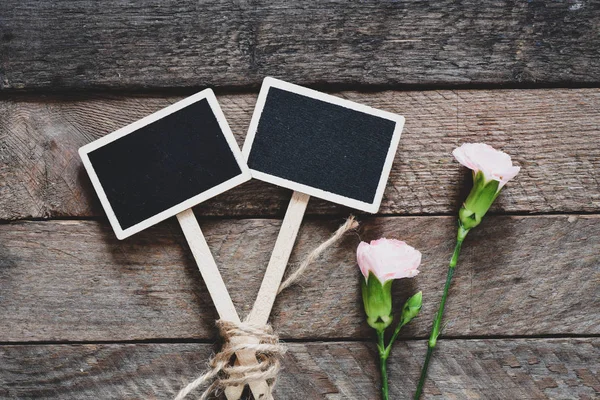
xmin=79 ymin=89 xmax=270 ymax=399
xmin=227 ymin=77 xmax=405 ymax=400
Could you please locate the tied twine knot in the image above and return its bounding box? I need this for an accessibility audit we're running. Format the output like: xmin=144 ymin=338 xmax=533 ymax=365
xmin=175 ymin=320 xmax=285 ymax=400
xmin=176 ymin=216 xmax=359 ymax=400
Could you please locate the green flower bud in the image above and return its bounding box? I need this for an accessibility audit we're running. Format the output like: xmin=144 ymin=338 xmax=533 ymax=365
xmin=401 ymin=291 xmax=423 ymax=325
xmin=361 ymin=272 xmax=393 ymax=332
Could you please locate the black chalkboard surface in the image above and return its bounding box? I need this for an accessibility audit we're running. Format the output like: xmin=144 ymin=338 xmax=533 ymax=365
xmin=243 ymin=77 xmax=404 ymax=213
xmin=79 ymin=89 xmax=250 ymax=239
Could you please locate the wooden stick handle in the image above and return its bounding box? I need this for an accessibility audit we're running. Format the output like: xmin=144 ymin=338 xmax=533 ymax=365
xmin=177 ymin=209 xmax=239 ymax=323
xmin=224 ymin=192 xmax=310 ymax=400
xmin=176 ymin=208 xmax=271 ymax=400
xmin=247 ymin=191 xmax=310 ymax=326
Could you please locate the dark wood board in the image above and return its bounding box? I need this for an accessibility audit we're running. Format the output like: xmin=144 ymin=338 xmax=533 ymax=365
xmin=1 ymin=89 xmax=599 ymax=220
xmin=1 ymin=215 xmax=598 ymax=342
xmin=1 ymin=1 xmax=599 ymax=396
xmin=1 ymin=339 xmax=598 ymax=399
xmin=1 ymin=1 xmax=599 ymax=91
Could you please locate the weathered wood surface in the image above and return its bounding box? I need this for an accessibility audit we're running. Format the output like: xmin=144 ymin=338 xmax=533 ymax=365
xmin=1 ymin=215 xmax=597 ymax=342
xmin=1 ymin=339 xmax=598 ymax=399
xmin=1 ymin=1 xmax=598 ymax=398
xmin=1 ymin=88 xmax=599 ymax=220
xmin=1 ymin=1 xmax=599 ymax=91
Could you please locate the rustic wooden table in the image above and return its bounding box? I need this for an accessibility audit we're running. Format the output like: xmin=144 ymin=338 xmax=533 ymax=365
xmin=1 ymin=1 xmax=599 ymax=399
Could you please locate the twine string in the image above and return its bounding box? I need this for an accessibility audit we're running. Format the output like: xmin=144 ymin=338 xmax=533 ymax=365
xmin=175 ymin=321 xmax=284 ymax=400
xmin=278 ymin=215 xmax=358 ymax=294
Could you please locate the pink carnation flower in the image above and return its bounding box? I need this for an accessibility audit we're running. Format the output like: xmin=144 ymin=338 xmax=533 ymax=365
xmin=452 ymin=143 xmax=520 ymax=189
xmin=357 ymin=238 xmax=421 ymax=283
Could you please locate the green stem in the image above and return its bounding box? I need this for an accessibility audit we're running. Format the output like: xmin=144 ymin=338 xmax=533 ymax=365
xmin=413 ymin=347 xmax=434 ymax=400
xmin=414 ymin=227 xmax=468 ymax=400
xmin=385 ymin=318 xmax=406 ymax=356
xmin=449 ymin=239 xmax=463 ymax=268
xmin=377 ymin=330 xmax=389 ymax=400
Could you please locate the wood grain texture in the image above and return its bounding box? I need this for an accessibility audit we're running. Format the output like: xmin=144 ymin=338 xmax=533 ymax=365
xmin=1 ymin=89 xmax=599 ymax=220
xmin=1 ymin=1 xmax=599 ymax=91
xmin=1 ymin=339 xmax=598 ymax=399
xmin=0 ymin=215 xmax=598 ymax=342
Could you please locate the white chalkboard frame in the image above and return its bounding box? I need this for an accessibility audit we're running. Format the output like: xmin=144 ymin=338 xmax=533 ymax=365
xmin=242 ymin=77 xmax=405 ymax=214
xmin=79 ymin=89 xmax=251 ymax=240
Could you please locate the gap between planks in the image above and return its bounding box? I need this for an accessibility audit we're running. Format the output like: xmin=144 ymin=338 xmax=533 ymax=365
xmin=1 ymin=333 xmax=600 ymax=348
xmin=3 ymin=209 xmax=600 ymax=225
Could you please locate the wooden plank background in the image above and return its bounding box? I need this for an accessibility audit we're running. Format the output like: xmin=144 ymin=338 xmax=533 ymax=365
xmin=2 ymin=340 xmax=598 ymax=399
xmin=1 ymin=216 xmax=598 ymax=342
xmin=1 ymin=1 xmax=599 ymax=90
xmin=0 ymin=1 xmax=599 ymax=399
xmin=1 ymin=89 xmax=599 ymax=219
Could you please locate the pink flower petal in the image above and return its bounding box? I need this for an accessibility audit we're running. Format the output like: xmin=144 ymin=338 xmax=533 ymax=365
xmin=453 ymin=143 xmax=520 ymax=187
xmin=356 ymin=238 xmax=422 ymax=283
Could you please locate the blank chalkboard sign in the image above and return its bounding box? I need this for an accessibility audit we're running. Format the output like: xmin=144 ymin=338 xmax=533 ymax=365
xmin=227 ymin=79 xmax=405 ymax=390
xmin=79 ymin=89 xmax=250 ymax=239
xmin=79 ymin=90 xmax=271 ymax=397
xmin=243 ymin=77 xmax=404 ymax=213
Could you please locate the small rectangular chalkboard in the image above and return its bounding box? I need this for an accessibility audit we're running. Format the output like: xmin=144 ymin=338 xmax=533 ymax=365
xmin=79 ymin=89 xmax=251 ymax=239
xmin=243 ymin=77 xmax=404 ymax=214
xmin=79 ymin=90 xmax=270 ymax=398
xmin=231 ymin=79 xmax=405 ymax=390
